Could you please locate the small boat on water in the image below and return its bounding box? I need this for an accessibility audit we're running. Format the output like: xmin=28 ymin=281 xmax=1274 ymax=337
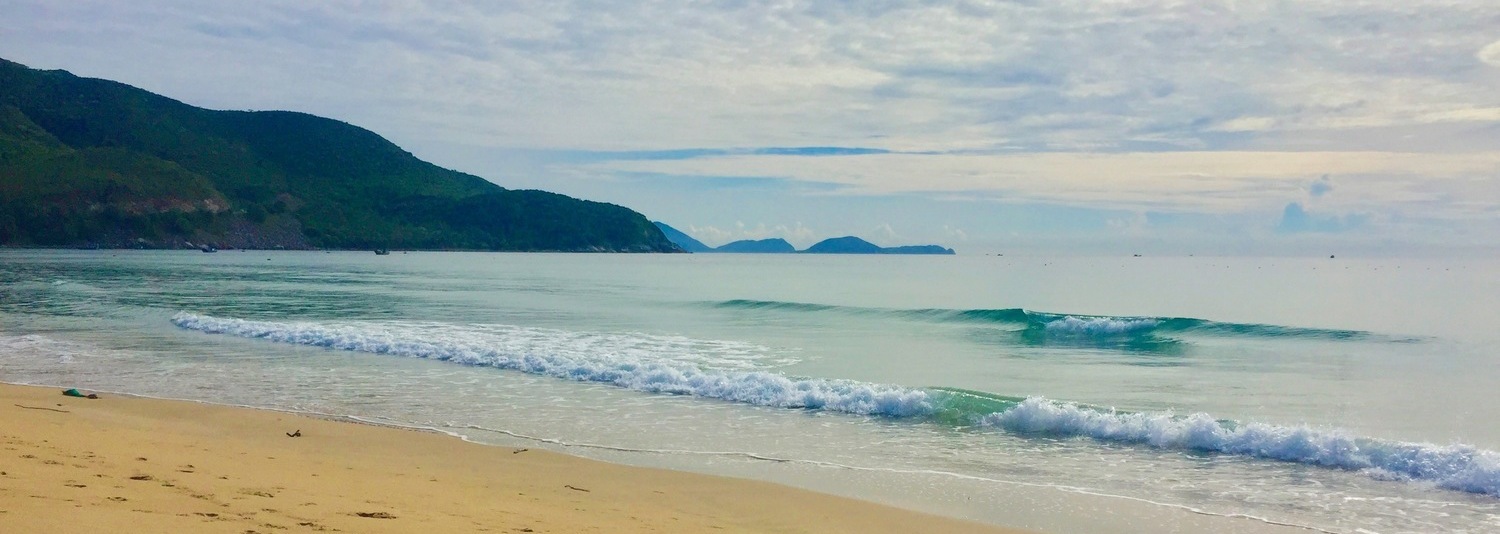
xmin=374 ymin=248 xmax=390 ymax=255
xmin=200 ymin=245 xmax=218 ymax=253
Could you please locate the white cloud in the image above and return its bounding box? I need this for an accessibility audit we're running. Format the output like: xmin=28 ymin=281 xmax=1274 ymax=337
xmin=686 ymin=224 xmax=734 ymax=245
xmin=1107 ymin=212 xmax=1151 ymax=234
xmin=1479 ymin=39 xmax=1500 ymax=67
xmin=943 ymin=225 xmax=968 ymax=242
xmin=1210 ymin=117 xmax=1278 ymax=133
xmin=707 ymin=221 xmax=817 ymax=246
xmin=589 ymin=150 xmax=1500 ymax=217
xmin=7 ymin=1 xmax=1500 ymax=153
xmin=6 ymin=1 xmax=1500 ymax=250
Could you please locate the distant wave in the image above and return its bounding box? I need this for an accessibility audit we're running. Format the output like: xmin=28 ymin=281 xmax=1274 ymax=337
xmin=715 ymin=299 xmax=1373 ymax=342
xmin=171 ymin=312 xmax=1495 ymax=498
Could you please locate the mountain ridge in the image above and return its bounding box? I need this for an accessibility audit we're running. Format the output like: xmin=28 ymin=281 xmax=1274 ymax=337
xmin=0 ymin=58 xmax=680 ymax=252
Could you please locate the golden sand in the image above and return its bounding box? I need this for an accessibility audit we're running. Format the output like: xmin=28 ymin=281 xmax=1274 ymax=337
xmin=0 ymin=383 xmax=1025 ymax=533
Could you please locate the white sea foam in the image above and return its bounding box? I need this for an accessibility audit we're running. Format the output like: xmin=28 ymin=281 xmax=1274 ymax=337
xmin=0 ymin=332 xmax=86 ymax=363
xmin=982 ymin=397 xmax=1500 ymax=497
xmin=1040 ymin=315 xmax=1159 ymax=336
xmin=169 ymin=312 xmax=1500 ymax=497
xmin=170 ymin=312 xmax=930 ymax=417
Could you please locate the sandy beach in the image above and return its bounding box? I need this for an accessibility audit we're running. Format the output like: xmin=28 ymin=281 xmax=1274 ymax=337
xmin=0 ymin=383 xmax=1023 ymax=533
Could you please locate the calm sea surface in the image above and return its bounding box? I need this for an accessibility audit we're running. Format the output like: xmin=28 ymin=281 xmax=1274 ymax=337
xmin=2 ymin=250 xmax=1497 ymax=533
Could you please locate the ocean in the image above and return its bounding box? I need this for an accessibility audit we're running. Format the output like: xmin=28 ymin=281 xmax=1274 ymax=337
xmin=2 ymin=249 xmax=1497 ymax=533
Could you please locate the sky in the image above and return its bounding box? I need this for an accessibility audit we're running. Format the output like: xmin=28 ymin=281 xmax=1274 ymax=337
xmin=4 ymin=0 xmax=1499 ymax=255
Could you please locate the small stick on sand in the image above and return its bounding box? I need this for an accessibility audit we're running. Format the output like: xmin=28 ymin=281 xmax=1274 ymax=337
xmin=14 ymin=404 xmax=70 ymax=413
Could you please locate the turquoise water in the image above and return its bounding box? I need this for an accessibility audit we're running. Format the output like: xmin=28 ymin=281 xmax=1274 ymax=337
xmin=2 ymin=250 xmax=1498 ymax=533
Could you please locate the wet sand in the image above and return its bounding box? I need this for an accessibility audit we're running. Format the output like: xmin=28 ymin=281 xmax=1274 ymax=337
xmin=0 ymin=383 xmax=1025 ymax=533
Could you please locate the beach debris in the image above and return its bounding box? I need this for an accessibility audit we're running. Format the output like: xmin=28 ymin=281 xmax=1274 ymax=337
xmin=61 ymin=388 xmax=99 ymax=399
xmin=512 ymin=448 xmax=528 ymax=454
xmin=355 ymin=511 xmax=397 ymax=519
xmin=286 ymin=429 xmax=302 ymax=438
xmin=129 ymin=474 xmax=154 ymax=481
xmin=14 ymin=404 xmax=70 ymax=413
xmin=564 ymin=484 xmax=591 ymax=492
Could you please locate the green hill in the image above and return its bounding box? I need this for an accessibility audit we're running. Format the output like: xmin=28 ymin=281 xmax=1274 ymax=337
xmin=0 ymin=58 xmax=680 ymax=252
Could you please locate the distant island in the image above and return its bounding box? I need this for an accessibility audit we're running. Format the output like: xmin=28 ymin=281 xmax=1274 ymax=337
xmin=0 ymin=58 xmax=680 ymax=252
xmin=714 ymin=238 xmax=797 ymax=253
xmin=653 ymin=222 xmax=955 ymax=255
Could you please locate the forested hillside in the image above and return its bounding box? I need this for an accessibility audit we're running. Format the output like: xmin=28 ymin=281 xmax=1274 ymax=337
xmin=0 ymin=58 xmax=679 ymax=252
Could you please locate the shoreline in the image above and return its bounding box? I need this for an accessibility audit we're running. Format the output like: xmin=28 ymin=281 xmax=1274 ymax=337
xmin=0 ymin=382 xmax=1026 ymax=533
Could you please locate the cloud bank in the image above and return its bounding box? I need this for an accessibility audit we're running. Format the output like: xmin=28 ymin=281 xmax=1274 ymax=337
xmin=4 ymin=1 xmax=1499 ymax=252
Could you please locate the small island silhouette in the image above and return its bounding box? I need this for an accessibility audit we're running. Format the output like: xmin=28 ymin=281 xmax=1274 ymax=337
xmin=653 ymin=222 xmax=955 ymax=255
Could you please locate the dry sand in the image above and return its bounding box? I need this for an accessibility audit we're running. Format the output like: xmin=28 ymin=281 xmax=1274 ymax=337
xmin=0 ymin=383 xmax=1026 ymax=533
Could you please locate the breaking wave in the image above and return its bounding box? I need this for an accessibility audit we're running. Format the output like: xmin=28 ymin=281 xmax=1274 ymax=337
xmin=169 ymin=312 xmax=926 ymax=417
xmin=170 ymin=312 xmax=1495 ymax=498
xmin=983 ymin=397 xmax=1500 ymax=497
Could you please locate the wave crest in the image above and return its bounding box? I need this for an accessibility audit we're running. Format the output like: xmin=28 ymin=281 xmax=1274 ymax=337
xmin=170 ymin=312 xmax=930 ymax=417
xmin=982 ymin=397 xmax=1500 ymax=497
xmin=1037 ymin=316 xmax=1161 ymax=336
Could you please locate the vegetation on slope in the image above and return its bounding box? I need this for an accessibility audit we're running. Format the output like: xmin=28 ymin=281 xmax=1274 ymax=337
xmin=0 ymin=58 xmax=678 ymax=252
